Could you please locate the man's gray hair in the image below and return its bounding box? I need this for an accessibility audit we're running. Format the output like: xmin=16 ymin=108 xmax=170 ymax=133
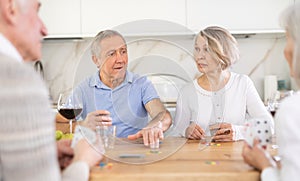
xmin=90 ymin=30 xmax=126 ymax=58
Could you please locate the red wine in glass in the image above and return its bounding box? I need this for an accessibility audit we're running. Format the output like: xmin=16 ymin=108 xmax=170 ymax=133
xmin=58 ymin=108 xmax=83 ymax=120
xmin=270 ymin=110 xmax=276 ymax=117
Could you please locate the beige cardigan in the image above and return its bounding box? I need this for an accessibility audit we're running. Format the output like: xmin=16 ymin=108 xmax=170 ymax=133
xmin=0 ymin=54 xmax=89 ymax=181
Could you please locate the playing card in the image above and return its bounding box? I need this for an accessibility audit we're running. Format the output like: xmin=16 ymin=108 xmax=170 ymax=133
xmin=71 ymin=125 xmax=97 ymax=148
xmin=244 ymin=118 xmax=272 ymax=149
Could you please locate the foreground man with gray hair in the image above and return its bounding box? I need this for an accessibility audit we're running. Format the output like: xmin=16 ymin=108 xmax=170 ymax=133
xmin=0 ymin=0 xmax=102 ymax=180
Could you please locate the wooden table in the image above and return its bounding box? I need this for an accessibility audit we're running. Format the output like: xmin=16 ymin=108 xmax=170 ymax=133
xmin=89 ymin=137 xmax=274 ymax=181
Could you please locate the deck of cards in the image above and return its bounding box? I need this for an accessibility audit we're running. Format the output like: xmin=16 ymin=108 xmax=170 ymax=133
xmin=71 ymin=125 xmax=97 ymax=148
xmin=244 ymin=118 xmax=272 ymax=149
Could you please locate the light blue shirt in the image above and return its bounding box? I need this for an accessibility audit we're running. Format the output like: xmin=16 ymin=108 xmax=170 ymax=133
xmin=74 ymin=71 xmax=159 ymax=137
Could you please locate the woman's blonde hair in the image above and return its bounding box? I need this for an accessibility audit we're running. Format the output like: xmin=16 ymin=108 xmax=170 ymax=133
xmin=195 ymin=26 xmax=239 ymax=70
xmin=280 ymin=3 xmax=300 ymax=87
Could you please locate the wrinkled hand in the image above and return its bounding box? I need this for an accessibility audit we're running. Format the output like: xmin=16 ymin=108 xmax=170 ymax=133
xmin=128 ymin=121 xmax=164 ymax=147
xmin=185 ymin=122 xmax=205 ymax=140
xmin=242 ymin=138 xmax=275 ymax=171
xmin=73 ymin=138 xmax=103 ymax=168
xmin=81 ymin=110 xmax=112 ymax=130
xmin=212 ymin=123 xmax=233 ymax=142
xmin=57 ymin=139 xmax=74 ymax=170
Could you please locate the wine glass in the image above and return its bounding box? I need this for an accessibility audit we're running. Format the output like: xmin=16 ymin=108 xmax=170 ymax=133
xmin=57 ymin=91 xmax=83 ymax=134
xmin=266 ymin=98 xmax=279 ymax=117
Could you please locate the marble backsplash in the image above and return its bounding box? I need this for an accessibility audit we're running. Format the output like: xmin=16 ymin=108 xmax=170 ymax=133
xmin=41 ymin=34 xmax=290 ymax=104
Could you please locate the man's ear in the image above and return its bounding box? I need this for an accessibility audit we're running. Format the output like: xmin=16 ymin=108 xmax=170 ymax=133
xmin=1 ymin=0 xmax=18 ymax=25
xmin=92 ymin=55 xmax=100 ymax=68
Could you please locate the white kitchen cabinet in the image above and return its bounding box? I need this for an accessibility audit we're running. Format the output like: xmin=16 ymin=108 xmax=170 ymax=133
xmin=39 ymin=0 xmax=81 ymax=37
xmin=39 ymin=0 xmax=295 ymax=37
xmin=81 ymin=0 xmax=186 ymax=36
xmin=186 ymin=0 xmax=294 ymax=32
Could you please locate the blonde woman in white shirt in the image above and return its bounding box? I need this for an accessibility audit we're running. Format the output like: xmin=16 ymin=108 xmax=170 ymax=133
xmin=242 ymin=3 xmax=300 ymax=181
xmin=174 ymin=26 xmax=273 ymax=141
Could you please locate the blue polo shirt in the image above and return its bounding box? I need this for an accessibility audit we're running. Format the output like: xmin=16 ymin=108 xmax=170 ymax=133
xmin=74 ymin=71 xmax=159 ymax=137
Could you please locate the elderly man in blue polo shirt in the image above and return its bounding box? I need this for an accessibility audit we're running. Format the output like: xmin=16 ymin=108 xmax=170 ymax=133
xmin=76 ymin=30 xmax=172 ymax=147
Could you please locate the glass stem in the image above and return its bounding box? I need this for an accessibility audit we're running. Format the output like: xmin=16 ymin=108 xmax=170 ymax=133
xmin=69 ymin=119 xmax=73 ymax=134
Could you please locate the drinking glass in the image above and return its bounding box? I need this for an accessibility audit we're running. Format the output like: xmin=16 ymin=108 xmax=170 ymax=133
xmin=267 ymin=98 xmax=279 ymax=117
xmin=96 ymin=125 xmax=117 ymax=150
xmin=57 ymin=91 xmax=83 ymax=134
xmin=201 ymin=123 xmax=220 ymax=143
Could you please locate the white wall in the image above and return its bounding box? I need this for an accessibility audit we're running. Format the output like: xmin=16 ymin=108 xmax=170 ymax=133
xmin=41 ymin=33 xmax=290 ymax=104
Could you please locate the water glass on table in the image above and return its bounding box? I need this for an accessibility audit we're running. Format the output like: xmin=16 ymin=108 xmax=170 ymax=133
xmin=150 ymin=121 xmax=163 ymax=153
xmin=198 ymin=123 xmax=219 ymax=149
xmin=96 ymin=125 xmax=117 ymax=149
xmin=204 ymin=123 xmax=220 ymax=143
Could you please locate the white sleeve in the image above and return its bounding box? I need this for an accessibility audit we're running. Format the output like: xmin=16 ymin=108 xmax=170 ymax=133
xmin=245 ymin=77 xmax=274 ymax=133
xmin=62 ymin=161 xmax=90 ymax=181
xmin=261 ymin=167 xmax=279 ymax=181
xmin=276 ymin=94 xmax=300 ymax=181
